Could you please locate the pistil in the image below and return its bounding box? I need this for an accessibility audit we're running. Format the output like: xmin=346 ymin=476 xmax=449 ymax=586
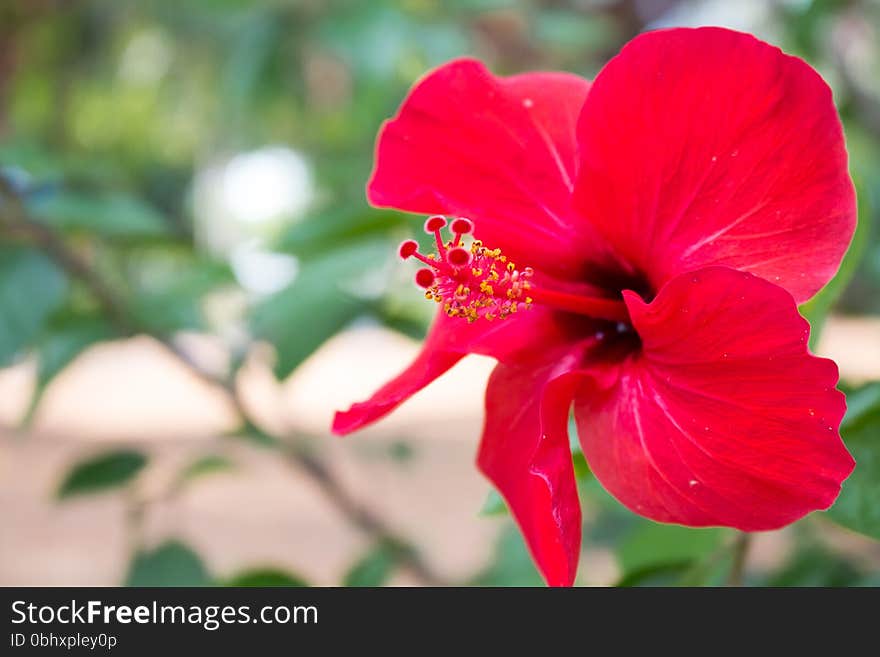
xmin=525 ymin=287 xmax=629 ymax=323
xmin=399 ymin=216 xmax=630 ymax=324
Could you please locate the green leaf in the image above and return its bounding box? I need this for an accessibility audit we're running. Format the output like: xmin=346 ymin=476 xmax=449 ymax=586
xmin=825 ymin=382 xmax=880 ymax=539
xmin=571 ymin=451 xmax=591 ymax=481
xmin=36 ymin=314 xmax=113 ymax=387
xmin=130 ymin=256 xmax=233 ymax=333
xmin=568 ymin=415 xmax=592 ymax=482
xmin=616 ymin=562 xmax=695 ymax=587
xmin=343 ymin=543 xmax=397 ymax=587
xmin=177 ymin=454 xmax=235 ymax=484
xmin=251 ymin=240 xmax=387 ymax=379
xmin=535 ymin=10 xmax=619 ymax=54
xmin=613 ymin=524 xmax=734 ymax=587
xmin=237 ymin=425 xmax=281 ymax=448
xmin=125 ymin=541 xmax=213 ymax=587
xmin=57 ymin=449 xmax=148 ymax=499
xmin=842 ymin=382 xmax=880 ymax=427
xmin=373 ymin=302 xmax=431 ymax=341
xmin=617 ymin=522 xmax=722 ymax=575
xmin=470 ymin=525 xmax=544 ymax=587
xmin=765 ymin=546 xmax=865 ymax=587
xmin=0 ymin=246 xmax=67 ymax=365
xmin=27 ymin=190 xmax=170 ymax=239
xmin=276 ymin=207 xmax=406 ymax=255
xmin=225 ymin=568 xmax=308 ymax=587
xmin=222 ymin=13 xmax=283 ymax=112
xmin=479 ymin=489 xmax=507 ymax=517
xmin=800 ymin=180 xmax=871 ymax=346
xmin=581 ymin=477 xmax=641 ymax=546
xmin=387 ymin=440 xmax=415 ymax=463
xmin=23 ymin=313 xmax=114 ymax=427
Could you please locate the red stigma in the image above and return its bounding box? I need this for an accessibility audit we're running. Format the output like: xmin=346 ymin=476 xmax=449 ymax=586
xmin=447 ymin=247 xmax=472 ymax=267
xmin=424 ymin=215 xmax=447 ymax=232
xmin=450 ymin=218 xmax=473 ymax=234
xmin=399 ymin=240 xmax=419 ymax=259
xmin=415 ymin=268 xmax=436 ymax=288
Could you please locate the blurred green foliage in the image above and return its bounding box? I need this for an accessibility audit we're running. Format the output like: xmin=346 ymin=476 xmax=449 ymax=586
xmin=343 ymin=542 xmax=398 ymax=587
xmin=224 ymin=568 xmax=308 ymax=587
xmin=125 ymin=541 xmax=214 ymax=588
xmin=1 ymin=0 xmax=879 ymax=586
xmin=57 ymin=449 xmax=147 ymax=498
xmin=827 ymin=383 xmax=880 ymax=539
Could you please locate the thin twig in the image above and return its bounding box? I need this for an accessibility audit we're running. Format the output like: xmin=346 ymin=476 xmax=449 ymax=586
xmin=282 ymin=443 xmax=446 ymax=586
xmin=727 ymin=532 xmax=752 ymax=587
xmin=0 ymin=177 xmax=135 ymax=333
xmin=0 ymin=177 xmax=449 ymax=586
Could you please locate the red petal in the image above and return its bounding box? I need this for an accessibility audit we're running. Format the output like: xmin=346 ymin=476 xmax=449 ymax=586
xmin=333 ymin=306 xmax=571 ymax=435
xmin=479 ymin=353 xmax=585 ymax=586
xmin=574 ymin=27 xmax=856 ymax=302
xmin=369 ymin=58 xmax=606 ymax=279
xmin=575 ymin=267 xmax=854 ymax=530
xmin=331 ymin=338 xmax=462 ymax=436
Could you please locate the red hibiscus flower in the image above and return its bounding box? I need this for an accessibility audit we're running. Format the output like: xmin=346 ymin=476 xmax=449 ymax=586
xmin=332 ymin=27 xmax=857 ymax=586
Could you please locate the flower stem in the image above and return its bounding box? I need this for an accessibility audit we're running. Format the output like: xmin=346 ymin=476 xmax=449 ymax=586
xmin=726 ymin=532 xmax=752 ymax=586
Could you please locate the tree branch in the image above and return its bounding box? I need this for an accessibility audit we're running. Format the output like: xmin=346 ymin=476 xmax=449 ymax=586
xmin=0 ymin=176 xmax=134 ymax=333
xmin=0 ymin=175 xmax=449 ymax=586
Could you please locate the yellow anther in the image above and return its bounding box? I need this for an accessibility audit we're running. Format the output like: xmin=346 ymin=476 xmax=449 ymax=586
xmin=410 ymin=223 xmax=533 ymax=324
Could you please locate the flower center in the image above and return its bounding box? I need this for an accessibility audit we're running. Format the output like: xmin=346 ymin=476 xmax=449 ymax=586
xmin=398 ymin=216 xmax=630 ymax=324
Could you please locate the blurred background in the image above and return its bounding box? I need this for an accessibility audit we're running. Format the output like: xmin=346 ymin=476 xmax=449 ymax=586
xmin=0 ymin=0 xmax=879 ymax=587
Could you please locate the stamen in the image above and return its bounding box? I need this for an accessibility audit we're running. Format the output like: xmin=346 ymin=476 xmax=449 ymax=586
xmin=425 ymin=215 xmax=448 ymax=258
xmin=397 ymin=216 xmax=630 ymax=325
xmin=397 ymin=216 xmax=531 ymax=323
